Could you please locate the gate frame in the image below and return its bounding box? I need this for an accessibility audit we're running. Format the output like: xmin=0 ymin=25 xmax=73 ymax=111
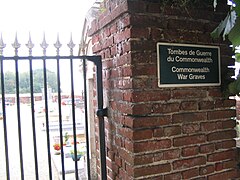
xmin=0 ymin=34 xmax=107 ymax=179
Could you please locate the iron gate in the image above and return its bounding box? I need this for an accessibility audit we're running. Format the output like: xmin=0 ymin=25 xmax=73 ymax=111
xmin=0 ymin=34 xmax=107 ymax=180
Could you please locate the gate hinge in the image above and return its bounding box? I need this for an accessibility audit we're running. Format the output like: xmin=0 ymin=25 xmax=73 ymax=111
xmin=96 ymin=108 xmax=108 ymax=117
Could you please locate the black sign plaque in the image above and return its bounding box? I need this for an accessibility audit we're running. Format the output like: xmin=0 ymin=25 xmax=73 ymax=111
xmin=157 ymin=42 xmax=221 ymax=87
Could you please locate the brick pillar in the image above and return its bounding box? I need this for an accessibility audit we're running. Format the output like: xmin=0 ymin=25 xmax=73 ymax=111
xmin=89 ymin=0 xmax=238 ymax=179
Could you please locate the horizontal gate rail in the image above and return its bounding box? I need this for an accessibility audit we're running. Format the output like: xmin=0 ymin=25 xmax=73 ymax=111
xmin=0 ymin=33 xmax=107 ymax=180
xmin=0 ymin=55 xmax=100 ymax=60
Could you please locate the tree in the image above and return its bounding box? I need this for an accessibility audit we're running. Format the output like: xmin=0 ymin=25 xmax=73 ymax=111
xmin=211 ymin=0 xmax=240 ymax=47
xmin=4 ymin=71 xmax=16 ymax=94
xmin=211 ymin=0 xmax=240 ymax=95
xmin=20 ymin=72 xmax=30 ymax=93
xmin=32 ymin=69 xmax=58 ymax=93
xmin=0 ymin=69 xmax=58 ymax=94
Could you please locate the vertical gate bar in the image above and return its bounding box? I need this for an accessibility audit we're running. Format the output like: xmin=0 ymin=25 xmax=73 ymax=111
xmin=56 ymin=58 xmax=65 ymax=180
xmin=95 ymin=57 xmax=107 ymax=180
xmin=43 ymin=58 xmax=53 ymax=180
xmin=69 ymin=58 xmax=79 ymax=180
xmin=82 ymin=58 xmax=91 ymax=179
xmin=29 ymin=58 xmax=39 ymax=180
xmin=15 ymin=57 xmax=25 ymax=180
xmin=0 ymin=57 xmax=10 ymax=180
xmin=54 ymin=36 xmax=65 ymax=179
xmin=12 ymin=33 xmax=25 ymax=179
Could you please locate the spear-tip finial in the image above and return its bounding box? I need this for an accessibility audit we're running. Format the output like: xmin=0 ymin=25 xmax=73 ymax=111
xmin=67 ymin=33 xmax=75 ymax=49
xmin=0 ymin=33 xmax=6 ymax=49
xmin=40 ymin=32 xmax=49 ymax=49
xmin=12 ymin=32 xmax=21 ymax=49
xmin=54 ymin=33 xmax=62 ymax=49
xmin=26 ymin=32 xmax=34 ymax=49
xmin=0 ymin=33 xmax=6 ymax=56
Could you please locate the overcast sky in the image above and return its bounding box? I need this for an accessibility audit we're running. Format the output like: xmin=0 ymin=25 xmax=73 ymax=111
xmin=0 ymin=0 xmax=96 ymax=56
xmin=0 ymin=0 xmax=96 ymax=92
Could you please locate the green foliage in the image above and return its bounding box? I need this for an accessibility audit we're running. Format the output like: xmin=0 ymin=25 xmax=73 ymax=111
xmin=20 ymin=72 xmax=30 ymax=93
xmin=233 ymin=0 xmax=240 ymax=16
xmin=235 ymin=53 xmax=240 ymax=62
xmin=0 ymin=69 xmax=57 ymax=94
xmin=4 ymin=71 xmax=16 ymax=94
xmin=211 ymin=0 xmax=240 ymax=96
xmin=228 ymin=75 xmax=240 ymax=95
xmin=64 ymin=132 xmax=69 ymax=143
xmin=228 ymin=17 xmax=240 ymax=47
xmin=211 ymin=10 xmax=237 ymax=40
xmin=211 ymin=1 xmax=239 ymax=43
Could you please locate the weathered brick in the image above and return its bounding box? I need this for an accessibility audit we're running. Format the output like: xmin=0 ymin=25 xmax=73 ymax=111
xmin=174 ymin=135 xmax=206 ymax=147
xmin=153 ymin=127 xmax=164 ymax=137
xmin=118 ymin=127 xmax=133 ymax=139
xmin=114 ymin=28 xmax=131 ymax=44
xmin=118 ymin=147 xmax=134 ymax=165
xmin=208 ymin=149 xmax=236 ymax=162
xmin=162 ymin=149 xmax=181 ymax=160
xmin=121 ymin=66 xmax=132 ymax=77
xmin=132 ymin=103 xmax=152 ymax=115
xmin=116 ymin=52 xmax=131 ymax=66
xmin=200 ymin=143 xmax=215 ymax=154
xmin=134 ymin=163 xmax=171 ymax=177
xmin=134 ymin=154 xmax=153 ymax=165
xmin=90 ymin=1 xmax=234 ymax=179
xmin=173 ymin=156 xmax=206 ymax=170
xmin=222 ymin=119 xmax=236 ymax=129
xmin=130 ymin=27 xmax=151 ymax=39
xmin=223 ymin=159 xmax=237 ymax=169
xmin=215 ymin=99 xmax=236 ymax=108
xmin=199 ymin=101 xmax=214 ymax=110
xmin=149 ymin=175 xmax=163 ymax=180
xmin=131 ymin=51 xmax=157 ymax=64
xmin=125 ymin=163 xmax=134 ymax=176
xmin=182 ymin=146 xmax=199 ymax=157
xmin=132 ymin=64 xmax=157 ymax=76
xmin=133 ymin=129 xmax=153 ymax=140
xmin=124 ymin=139 xmax=133 ymax=152
xmin=207 ymin=130 xmax=236 ymax=142
xmin=201 ymin=121 xmax=222 ymax=132
xmin=132 ymin=115 xmax=171 ymax=129
xmin=215 ymin=162 xmax=224 ymax=171
xmin=208 ymin=109 xmax=236 ymax=120
xmin=164 ymin=173 xmax=182 ymax=180
xmin=152 ymin=151 xmax=163 ymax=162
xmin=208 ymin=169 xmax=237 ymax=180
xmin=152 ymin=103 xmax=179 ymax=114
xmin=199 ymin=165 xmax=215 ymax=175
xmin=132 ymin=77 xmax=158 ymax=89
xmin=180 ymin=101 xmax=198 ymax=111
xmin=134 ymin=139 xmax=171 ymax=153
xmin=173 ymin=112 xmax=207 ymax=124
xmin=208 ymin=88 xmax=222 ymax=97
xmin=119 ymin=168 xmax=129 ymax=180
xmin=182 ymin=123 xmax=200 ymax=134
xmin=131 ymin=90 xmax=171 ymax=103
xmin=182 ymin=168 xmax=199 ymax=179
xmin=130 ymin=14 xmax=168 ymax=28
xmin=172 ymin=89 xmax=206 ymax=99
xmin=215 ymin=140 xmax=236 ymax=150
xmin=151 ymin=27 xmax=164 ymax=41
xmin=163 ymin=126 xmax=181 ymax=137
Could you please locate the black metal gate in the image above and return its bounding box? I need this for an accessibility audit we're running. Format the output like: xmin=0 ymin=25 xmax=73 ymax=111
xmin=0 ymin=34 xmax=107 ymax=180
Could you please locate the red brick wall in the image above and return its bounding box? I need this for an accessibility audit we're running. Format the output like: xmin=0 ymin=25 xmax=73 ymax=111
xmin=89 ymin=0 xmax=238 ymax=179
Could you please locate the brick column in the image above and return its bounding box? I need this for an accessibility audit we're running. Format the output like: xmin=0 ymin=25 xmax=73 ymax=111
xmin=89 ymin=0 xmax=238 ymax=179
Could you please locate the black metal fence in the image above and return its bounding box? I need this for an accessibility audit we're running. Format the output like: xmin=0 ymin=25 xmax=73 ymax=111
xmin=0 ymin=34 xmax=107 ymax=180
